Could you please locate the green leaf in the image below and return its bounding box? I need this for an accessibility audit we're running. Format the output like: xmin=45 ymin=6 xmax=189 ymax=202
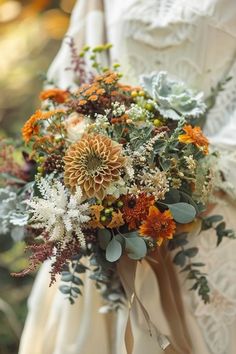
xmin=61 ymin=272 xmax=73 ymax=282
xmin=73 ymin=276 xmax=83 ymax=286
xmin=205 ymin=215 xmax=224 ymax=224
xmin=184 ymin=247 xmax=198 ymax=258
xmin=0 ymin=172 xmax=26 ymax=185
xmin=173 ymin=251 xmax=186 ymax=267
xmin=69 ymin=297 xmax=75 ymax=305
xmin=191 ymin=262 xmax=205 ymax=267
xmin=164 ymin=189 xmax=180 ymax=204
xmin=190 ymin=282 xmax=199 ymax=291
xmin=75 ymin=264 xmax=88 ymax=273
xmin=179 ymin=192 xmax=199 ymax=213
xmin=216 ymin=221 xmax=226 ymax=233
xmin=71 ymin=287 xmax=82 ymax=294
xmin=123 ymin=231 xmax=139 ymax=238
xmin=125 ymin=237 xmax=147 ymax=260
xmin=114 ymin=234 xmax=125 ymax=247
xmin=160 ymin=158 xmax=171 ymax=171
xmin=167 ymin=202 xmax=196 ymax=224
xmin=169 ymin=233 xmax=188 ymax=250
xmin=98 ymin=229 xmax=112 ymax=250
xmin=106 ymin=237 xmax=122 ymax=262
xmin=59 ymin=285 xmax=71 ymax=294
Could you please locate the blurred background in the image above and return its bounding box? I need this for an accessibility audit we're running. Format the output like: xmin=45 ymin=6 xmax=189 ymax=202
xmin=0 ymin=1 xmax=75 ymax=353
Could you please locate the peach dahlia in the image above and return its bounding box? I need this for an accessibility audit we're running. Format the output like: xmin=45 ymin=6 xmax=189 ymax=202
xmin=64 ymin=133 xmax=125 ymax=200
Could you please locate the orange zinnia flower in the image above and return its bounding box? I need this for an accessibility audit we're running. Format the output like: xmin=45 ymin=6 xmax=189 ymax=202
xmin=178 ymin=125 xmax=209 ymax=154
xmin=139 ymin=206 xmax=176 ymax=245
xmin=22 ymin=109 xmax=65 ymax=143
xmin=39 ymin=89 xmax=68 ymax=103
xmin=122 ymin=193 xmax=155 ymax=230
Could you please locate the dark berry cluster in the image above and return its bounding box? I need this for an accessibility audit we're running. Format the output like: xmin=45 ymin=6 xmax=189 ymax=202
xmin=43 ymin=153 xmax=64 ymax=173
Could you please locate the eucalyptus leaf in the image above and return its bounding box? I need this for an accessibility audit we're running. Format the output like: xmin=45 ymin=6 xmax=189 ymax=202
xmin=125 ymin=237 xmax=147 ymax=260
xmin=106 ymin=237 xmax=122 ymax=262
xmin=71 ymin=287 xmax=82 ymax=294
xmin=98 ymin=229 xmax=112 ymax=250
xmin=123 ymin=231 xmax=139 ymax=238
xmin=73 ymin=276 xmax=84 ymax=286
xmin=191 ymin=262 xmax=205 ymax=267
xmin=164 ymin=189 xmax=180 ymax=204
xmin=173 ymin=251 xmax=186 ymax=267
xmin=115 ymin=234 xmax=125 ymax=247
xmin=184 ymin=247 xmax=198 ymax=258
xmin=216 ymin=222 xmax=226 ymax=233
xmin=205 ymin=215 xmax=223 ymax=224
xmin=59 ymin=285 xmax=71 ymax=294
xmin=167 ymin=202 xmax=196 ymax=224
xmin=75 ymin=264 xmax=88 ymax=273
xmin=61 ymin=273 xmax=73 ymax=282
xmin=168 ymin=233 xmax=188 ymax=250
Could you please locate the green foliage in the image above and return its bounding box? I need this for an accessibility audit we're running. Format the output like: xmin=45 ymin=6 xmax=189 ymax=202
xmin=59 ymin=257 xmax=88 ymax=305
xmin=169 ymin=233 xmax=210 ymax=304
xmin=98 ymin=229 xmax=112 ymax=250
xmin=99 ymin=228 xmax=148 ymax=263
xmin=129 ymin=124 xmax=153 ymax=149
xmin=89 ymin=249 xmax=124 ymax=310
xmin=201 ymin=214 xmax=235 ymax=246
xmin=106 ymin=237 xmax=122 ymax=262
xmin=123 ymin=232 xmax=147 ymax=260
xmin=166 ymin=202 xmax=196 ymax=224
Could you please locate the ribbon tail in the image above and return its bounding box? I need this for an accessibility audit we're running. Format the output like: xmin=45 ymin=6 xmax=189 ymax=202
xmin=117 ymin=256 xmax=176 ymax=353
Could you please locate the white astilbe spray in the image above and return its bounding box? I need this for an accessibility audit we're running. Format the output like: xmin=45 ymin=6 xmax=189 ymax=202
xmin=26 ymin=178 xmax=91 ymax=248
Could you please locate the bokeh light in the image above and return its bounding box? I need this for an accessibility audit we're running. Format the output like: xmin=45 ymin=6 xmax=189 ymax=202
xmin=0 ymin=1 xmax=75 ymax=353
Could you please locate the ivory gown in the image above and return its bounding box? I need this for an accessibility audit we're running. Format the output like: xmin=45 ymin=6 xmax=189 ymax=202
xmin=19 ymin=1 xmax=236 ymax=353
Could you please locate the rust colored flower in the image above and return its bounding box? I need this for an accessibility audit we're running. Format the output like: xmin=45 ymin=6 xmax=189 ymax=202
xmin=139 ymin=206 xmax=176 ymax=245
xmin=178 ymin=125 xmax=209 ymax=154
xmin=122 ymin=193 xmax=155 ymax=230
xmin=22 ymin=109 xmax=65 ymax=143
xmin=64 ymin=134 xmax=125 ymax=199
xmin=39 ymin=89 xmax=68 ymax=103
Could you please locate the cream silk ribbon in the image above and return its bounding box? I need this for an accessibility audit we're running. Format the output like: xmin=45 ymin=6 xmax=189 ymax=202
xmin=117 ymin=248 xmax=192 ymax=354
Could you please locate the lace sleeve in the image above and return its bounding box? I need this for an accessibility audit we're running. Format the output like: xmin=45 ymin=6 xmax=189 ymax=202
xmin=47 ymin=0 xmax=106 ymax=89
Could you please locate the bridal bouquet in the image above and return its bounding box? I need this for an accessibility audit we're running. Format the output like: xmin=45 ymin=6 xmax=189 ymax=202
xmin=1 ymin=44 xmax=234 ymax=308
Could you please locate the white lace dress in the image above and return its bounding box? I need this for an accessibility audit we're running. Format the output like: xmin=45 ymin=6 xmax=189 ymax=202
xmin=19 ymin=1 xmax=236 ymax=354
